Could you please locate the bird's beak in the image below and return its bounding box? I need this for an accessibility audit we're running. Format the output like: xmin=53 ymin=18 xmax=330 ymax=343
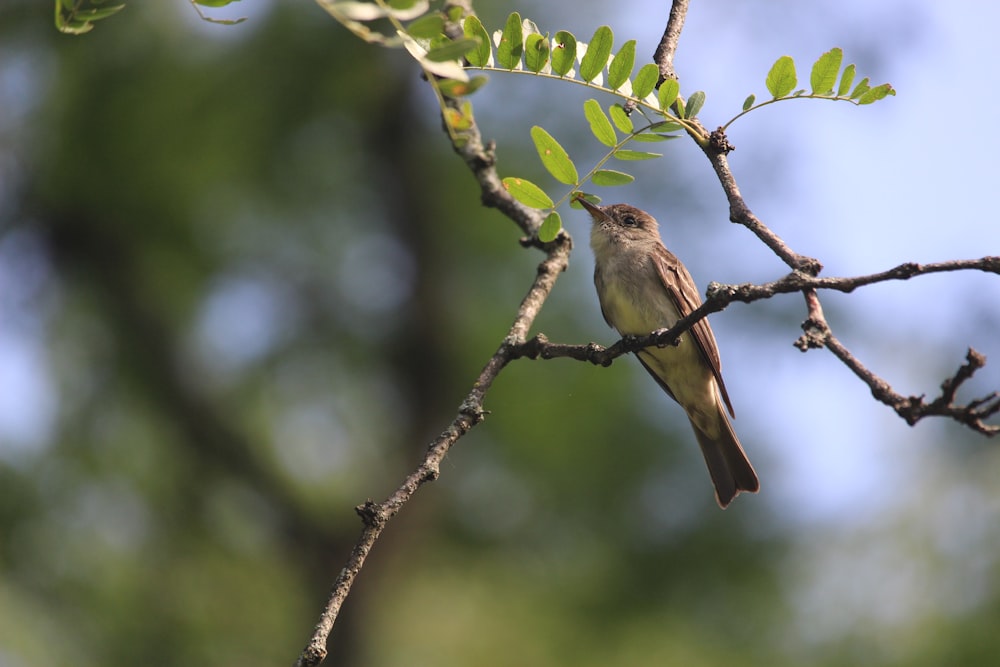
xmin=574 ymin=195 xmax=611 ymax=223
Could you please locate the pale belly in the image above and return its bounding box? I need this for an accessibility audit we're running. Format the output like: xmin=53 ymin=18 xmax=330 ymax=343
xmin=600 ymin=279 xmax=721 ymax=435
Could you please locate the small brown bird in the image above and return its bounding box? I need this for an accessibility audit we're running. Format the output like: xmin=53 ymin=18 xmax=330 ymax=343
xmin=578 ymin=198 xmax=759 ymax=507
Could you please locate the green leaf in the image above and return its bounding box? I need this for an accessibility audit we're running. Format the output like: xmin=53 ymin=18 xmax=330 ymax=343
xmin=497 ymin=12 xmax=524 ymax=69
xmin=609 ymin=104 xmax=633 ymax=133
xmin=592 ymin=169 xmax=635 ymax=186
xmin=525 ymin=33 xmax=550 ymax=73
xmin=810 ymin=47 xmax=843 ymax=95
xmin=425 ymin=38 xmax=478 ymax=62
xmin=632 ymin=63 xmax=659 ymax=99
xmin=530 ymin=126 xmax=579 ymax=185
xmin=614 ymin=149 xmax=662 ymax=161
xmin=463 ymin=15 xmax=491 ymax=67
xmin=66 ymin=5 xmax=126 ymax=20
xmin=766 ymin=55 xmax=797 ymax=98
xmin=407 ymin=13 xmax=443 ymax=39
xmin=197 ymin=17 xmax=247 ymax=25
xmin=584 ymin=99 xmax=617 ymax=147
xmin=649 ymin=120 xmax=683 ymax=132
xmin=837 ymin=63 xmax=856 ymax=96
xmin=438 ymin=76 xmax=488 ymax=98
xmin=849 ymin=76 xmax=871 ymax=100
xmin=607 ymin=39 xmax=636 ymax=90
xmin=742 ymin=94 xmax=756 ymax=111
xmin=631 ymin=132 xmax=677 ymax=143
xmin=502 ymin=177 xmax=554 ymax=209
xmin=194 ymin=0 xmax=241 ymax=7
xmin=685 ymin=90 xmax=706 ymax=118
xmin=857 ymin=83 xmax=895 ymax=105
xmin=443 ymin=100 xmax=474 ymax=131
xmin=55 ymin=0 xmax=125 ymax=33
xmin=657 ymin=79 xmax=679 ymax=110
xmin=551 ymin=30 xmax=577 ymax=76
xmin=579 ymin=25 xmax=613 ymax=82
xmin=674 ymin=97 xmax=686 ymax=118
xmin=538 ymin=211 xmax=562 ymax=242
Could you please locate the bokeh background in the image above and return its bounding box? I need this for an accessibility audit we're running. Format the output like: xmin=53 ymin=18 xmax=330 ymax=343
xmin=2 ymin=1 xmax=999 ymax=665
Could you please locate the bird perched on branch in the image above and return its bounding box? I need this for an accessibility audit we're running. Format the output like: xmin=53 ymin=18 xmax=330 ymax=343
xmin=577 ymin=197 xmax=759 ymax=508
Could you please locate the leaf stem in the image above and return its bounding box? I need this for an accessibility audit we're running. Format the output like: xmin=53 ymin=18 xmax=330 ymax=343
xmin=721 ymin=92 xmax=866 ymax=131
xmin=466 ymin=64 xmax=701 ymax=136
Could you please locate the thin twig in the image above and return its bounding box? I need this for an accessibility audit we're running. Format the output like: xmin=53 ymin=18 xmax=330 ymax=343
xmin=512 ymin=257 xmax=1000 ymax=363
xmin=294 ymin=239 xmax=571 ymax=667
xmin=795 ymin=292 xmax=1000 ymax=435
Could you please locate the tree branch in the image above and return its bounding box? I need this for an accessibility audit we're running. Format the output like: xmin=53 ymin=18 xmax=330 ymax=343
xmin=706 ymin=128 xmax=824 ymax=274
xmin=650 ymin=4 xmax=820 ymax=274
xmin=796 ymin=289 xmax=1000 ymax=435
xmin=295 ymin=238 xmax=570 ymax=667
xmin=652 ymin=0 xmax=688 ymax=82
xmin=510 ymin=259 xmax=1000 ymax=436
xmin=294 ymin=6 xmax=571 ymax=659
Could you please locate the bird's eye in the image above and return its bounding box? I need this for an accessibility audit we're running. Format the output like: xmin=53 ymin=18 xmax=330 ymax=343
xmin=622 ymin=215 xmax=638 ymax=227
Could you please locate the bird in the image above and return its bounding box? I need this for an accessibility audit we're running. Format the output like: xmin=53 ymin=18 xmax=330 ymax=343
xmin=577 ymin=196 xmax=759 ymax=507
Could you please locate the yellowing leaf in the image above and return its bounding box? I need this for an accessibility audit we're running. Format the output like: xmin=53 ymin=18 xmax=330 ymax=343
xmin=502 ymin=177 xmax=554 ymax=209
xmin=530 ymin=126 xmax=579 ymax=185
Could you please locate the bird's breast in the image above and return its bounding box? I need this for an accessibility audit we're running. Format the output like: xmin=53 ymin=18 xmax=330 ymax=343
xmin=595 ymin=255 xmax=682 ymax=335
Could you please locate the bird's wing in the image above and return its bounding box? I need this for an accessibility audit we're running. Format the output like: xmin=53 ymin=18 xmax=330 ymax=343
xmin=592 ymin=265 xmax=615 ymax=328
xmin=651 ymin=246 xmax=736 ymax=418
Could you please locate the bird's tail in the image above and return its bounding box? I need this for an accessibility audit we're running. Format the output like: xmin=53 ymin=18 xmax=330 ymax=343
xmin=690 ymin=403 xmax=759 ymax=508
